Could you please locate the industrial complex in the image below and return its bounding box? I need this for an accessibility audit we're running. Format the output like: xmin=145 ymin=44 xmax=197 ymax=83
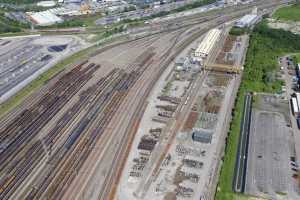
xmin=0 ymin=0 xmax=299 ymax=200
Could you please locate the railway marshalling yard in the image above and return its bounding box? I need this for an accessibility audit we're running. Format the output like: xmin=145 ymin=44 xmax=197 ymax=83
xmin=0 ymin=1 xmax=291 ymax=200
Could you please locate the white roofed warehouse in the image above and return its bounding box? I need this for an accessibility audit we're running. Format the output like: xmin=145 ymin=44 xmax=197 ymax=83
xmin=235 ymin=14 xmax=260 ymax=28
xmin=27 ymin=11 xmax=63 ymax=26
xmin=195 ymin=28 xmax=221 ymax=58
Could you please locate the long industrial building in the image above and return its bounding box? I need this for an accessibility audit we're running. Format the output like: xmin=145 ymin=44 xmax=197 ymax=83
xmin=195 ymin=28 xmax=221 ymax=58
xmin=235 ymin=14 xmax=259 ymax=28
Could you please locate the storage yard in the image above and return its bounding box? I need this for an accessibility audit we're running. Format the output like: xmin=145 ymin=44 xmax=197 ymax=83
xmin=215 ymin=34 xmax=248 ymax=67
xmin=116 ymin=16 xmax=244 ymax=199
xmin=0 ymin=35 xmax=87 ymax=104
xmin=0 ymin=1 xmax=289 ymax=200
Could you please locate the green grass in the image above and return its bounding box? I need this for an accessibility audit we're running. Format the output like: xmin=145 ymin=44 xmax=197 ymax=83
xmin=276 ymin=191 xmax=287 ymax=196
xmin=292 ymin=53 xmax=300 ymax=64
xmin=229 ymin=27 xmax=250 ymax=36
xmin=162 ymin=81 xmax=173 ymax=95
xmin=273 ymin=4 xmax=300 ymax=22
xmin=215 ymin=21 xmax=300 ymax=200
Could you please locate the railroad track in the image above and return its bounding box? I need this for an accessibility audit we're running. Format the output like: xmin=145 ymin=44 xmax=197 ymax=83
xmin=233 ymin=93 xmax=252 ymax=193
xmin=0 ymin=62 xmax=100 ymax=198
xmin=97 ymin=1 xmax=290 ymax=199
xmin=0 ymin=1 xmax=290 ymax=199
xmin=11 ymin=49 xmax=156 ymax=199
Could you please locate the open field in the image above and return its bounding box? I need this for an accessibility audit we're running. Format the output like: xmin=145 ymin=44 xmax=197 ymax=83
xmin=273 ymin=4 xmax=300 ymax=22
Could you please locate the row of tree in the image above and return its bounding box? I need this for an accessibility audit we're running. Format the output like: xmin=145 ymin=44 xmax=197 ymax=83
xmin=242 ymin=21 xmax=300 ymax=91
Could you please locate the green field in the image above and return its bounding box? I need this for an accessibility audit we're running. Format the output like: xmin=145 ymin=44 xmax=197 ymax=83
xmin=273 ymin=4 xmax=300 ymax=21
xmin=215 ymin=21 xmax=300 ymax=200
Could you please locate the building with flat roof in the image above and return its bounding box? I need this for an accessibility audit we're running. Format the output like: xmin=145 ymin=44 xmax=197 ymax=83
xmin=192 ymin=129 xmax=213 ymax=144
xmin=37 ymin=1 xmax=56 ymax=7
xmin=28 ymin=11 xmax=63 ymax=26
xmin=235 ymin=14 xmax=259 ymax=28
xmin=195 ymin=28 xmax=221 ymax=58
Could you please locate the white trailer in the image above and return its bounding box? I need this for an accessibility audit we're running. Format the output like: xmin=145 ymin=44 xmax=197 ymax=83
xmin=291 ymin=97 xmax=299 ymax=115
xmin=296 ymin=93 xmax=300 ymax=109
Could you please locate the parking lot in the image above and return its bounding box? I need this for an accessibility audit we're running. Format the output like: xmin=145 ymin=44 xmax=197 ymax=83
xmin=245 ymin=94 xmax=299 ymax=199
xmin=0 ymin=35 xmax=87 ymax=103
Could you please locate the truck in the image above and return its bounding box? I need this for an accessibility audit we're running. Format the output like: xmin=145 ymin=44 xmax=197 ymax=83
xmin=291 ymin=97 xmax=299 ymax=115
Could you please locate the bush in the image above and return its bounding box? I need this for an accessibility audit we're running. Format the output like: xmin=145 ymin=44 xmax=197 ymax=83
xmin=229 ymin=27 xmax=249 ymax=36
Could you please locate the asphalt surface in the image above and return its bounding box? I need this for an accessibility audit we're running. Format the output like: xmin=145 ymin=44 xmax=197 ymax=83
xmin=282 ymin=55 xmax=300 ymax=171
xmin=245 ymin=95 xmax=299 ymax=199
xmin=233 ymin=93 xmax=252 ymax=193
xmin=0 ymin=43 xmax=49 ymax=96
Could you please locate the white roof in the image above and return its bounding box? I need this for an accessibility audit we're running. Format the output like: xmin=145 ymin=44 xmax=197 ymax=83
xmin=29 ymin=11 xmax=63 ymax=26
xmin=292 ymin=97 xmax=299 ymax=113
xmin=236 ymin=14 xmax=257 ymax=26
xmin=195 ymin=28 xmax=221 ymax=56
xmin=37 ymin=1 xmax=56 ymax=7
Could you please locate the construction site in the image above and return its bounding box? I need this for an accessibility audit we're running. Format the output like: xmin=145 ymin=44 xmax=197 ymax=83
xmin=0 ymin=1 xmax=287 ymax=200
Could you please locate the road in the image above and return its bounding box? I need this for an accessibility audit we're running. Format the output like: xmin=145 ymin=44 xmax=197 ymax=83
xmin=233 ymin=93 xmax=252 ymax=193
xmin=281 ymin=56 xmax=300 ymax=166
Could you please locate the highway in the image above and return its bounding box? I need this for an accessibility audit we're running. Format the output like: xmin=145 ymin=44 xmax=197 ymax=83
xmin=233 ymin=93 xmax=252 ymax=193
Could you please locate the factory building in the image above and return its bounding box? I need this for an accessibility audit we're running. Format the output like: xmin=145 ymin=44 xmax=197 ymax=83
xmin=235 ymin=14 xmax=259 ymax=28
xmin=28 ymin=11 xmax=63 ymax=26
xmin=195 ymin=28 xmax=221 ymax=58
xmin=192 ymin=129 xmax=213 ymax=144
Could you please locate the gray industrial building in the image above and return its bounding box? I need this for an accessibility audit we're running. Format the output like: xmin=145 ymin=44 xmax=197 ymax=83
xmin=192 ymin=129 xmax=213 ymax=144
xmin=235 ymin=14 xmax=260 ymax=28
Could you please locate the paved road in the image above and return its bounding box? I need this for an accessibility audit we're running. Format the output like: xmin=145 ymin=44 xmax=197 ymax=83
xmin=233 ymin=93 xmax=252 ymax=193
xmin=282 ymin=56 xmax=300 ymax=165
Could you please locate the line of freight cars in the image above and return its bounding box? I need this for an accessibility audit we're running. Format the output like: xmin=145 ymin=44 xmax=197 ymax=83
xmin=0 ymin=49 xmax=155 ymax=199
xmin=0 ymin=61 xmax=101 ymax=198
xmin=25 ymin=51 xmax=154 ymax=199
